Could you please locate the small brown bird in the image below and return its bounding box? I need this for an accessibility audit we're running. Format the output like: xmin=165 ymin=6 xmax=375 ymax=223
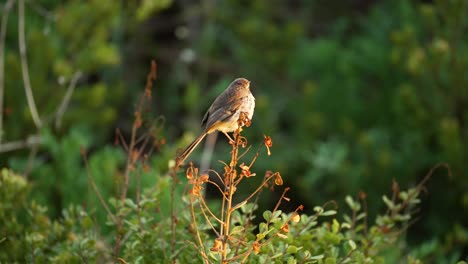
xmin=177 ymin=78 xmax=255 ymax=165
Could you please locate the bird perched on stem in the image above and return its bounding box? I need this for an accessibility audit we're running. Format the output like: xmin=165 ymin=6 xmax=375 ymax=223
xmin=176 ymin=78 xmax=255 ymax=165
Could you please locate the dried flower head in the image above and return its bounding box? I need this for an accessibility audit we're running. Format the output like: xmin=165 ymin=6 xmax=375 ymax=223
xmin=210 ymin=238 xmax=223 ymax=252
xmin=135 ymin=111 xmax=142 ymax=128
xmin=240 ymin=163 xmax=256 ymax=178
xmin=359 ymin=191 xmax=367 ymax=200
xmin=186 ymin=164 xmax=197 ymax=180
xmin=143 ymin=164 xmax=151 ymax=173
xmin=199 ymin=173 xmax=209 ymax=183
xmin=274 ymin=172 xmax=283 ymax=186
xmin=252 ymin=241 xmax=261 ymax=254
xmin=238 ymin=111 xmax=252 ymax=128
xmin=263 ymin=135 xmax=272 ymax=156
xmin=392 ymin=179 xmax=400 ymax=194
xmin=291 ymin=212 xmax=301 ymax=223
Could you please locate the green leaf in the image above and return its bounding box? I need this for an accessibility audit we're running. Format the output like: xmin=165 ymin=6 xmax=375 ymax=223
xmin=287 ymin=245 xmax=298 ymax=254
xmin=256 ymin=233 xmax=265 ymax=240
xmin=136 ymin=0 xmax=173 ymax=21
xmin=322 ymin=210 xmax=337 ymax=216
xmin=313 ymin=206 xmax=324 ymax=214
xmin=81 ymin=216 xmax=94 ymax=230
xmin=382 ymin=195 xmax=395 ymax=210
xmin=332 ymin=219 xmax=340 ymax=233
xmin=348 ymin=239 xmax=357 ymax=250
xmin=310 ymin=254 xmax=324 ymax=260
xmin=263 ymin=210 xmax=272 ymax=221
xmin=230 ymin=225 xmax=244 ymax=235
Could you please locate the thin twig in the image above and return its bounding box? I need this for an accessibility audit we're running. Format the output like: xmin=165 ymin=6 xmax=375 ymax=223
xmin=206 ymin=180 xmax=228 ymax=199
xmin=230 ymin=173 xmax=277 ymax=212
xmin=23 ymin=141 xmax=38 ymax=178
xmin=55 ymin=71 xmax=82 ymax=129
xmin=115 ymin=129 xmax=129 ymax=151
xmin=25 ymin=0 xmax=55 ymax=21
xmin=199 ymin=194 xmax=224 ymax=226
xmin=0 ymin=0 xmax=16 ymax=143
xmin=0 ymin=134 xmax=41 ymax=153
xmin=81 ymin=147 xmax=117 ymax=224
xmin=18 ymin=0 xmax=42 ymax=128
xmin=169 ymin=163 xmax=180 ymax=262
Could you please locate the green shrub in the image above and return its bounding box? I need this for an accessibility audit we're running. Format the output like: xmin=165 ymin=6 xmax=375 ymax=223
xmin=0 ymin=169 xmax=108 ymax=263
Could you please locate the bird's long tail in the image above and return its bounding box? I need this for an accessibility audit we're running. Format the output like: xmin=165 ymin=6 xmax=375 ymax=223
xmin=176 ymin=132 xmax=207 ymax=166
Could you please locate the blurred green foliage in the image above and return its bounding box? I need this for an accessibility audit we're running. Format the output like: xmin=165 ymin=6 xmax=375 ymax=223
xmin=0 ymin=169 xmax=108 ymax=262
xmin=1 ymin=0 xmax=467 ymax=262
xmin=2 ymin=0 xmax=123 ymax=144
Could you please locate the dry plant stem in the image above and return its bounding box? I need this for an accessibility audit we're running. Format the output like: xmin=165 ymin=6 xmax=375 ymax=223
xmin=295 ymin=200 xmax=337 ymax=236
xmin=115 ymin=129 xmax=129 ymax=151
xmin=230 ymin=173 xmax=277 ymax=212
xmin=0 ymin=0 xmax=16 ymax=143
xmin=199 ymin=194 xmax=224 ymax=227
xmin=198 ymin=200 xmax=220 ymax=236
xmin=23 ymin=141 xmax=38 ymax=177
xmin=207 ymin=180 xmax=228 ymax=200
xmin=234 ymin=170 xmax=266 ymax=256
xmin=221 ymin=129 xmax=242 ymax=262
xmin=113 ymin=112 xmax=138 ymax=258
xmin=26 ymin=0 xmax=54 ymax=20
xmin=114 ymin=61 xmax=157 ymax=259
xmin=82 ymin=149 xmax=117 ymax=224
xmin=135 ymin=165 xmax=142 ymax=231
xmin=18 ymin=0 xmax=42 ymax=128
xmin=169 ymin=164 xmax=180 ymax=262
xmin=267 ymin=187 xmax=290 ymax=226
xmin=121 ymin=119 xmax=138 ymax=201
xmin=55 ymin=71 xmax=82 ymax=129
xmin=189 ymin=197 xmax=211 ymax=263
xmin=0 ymin=134 xmax=40 ymax=153
xmin=362 ymin=196 xmax=368 ymax=236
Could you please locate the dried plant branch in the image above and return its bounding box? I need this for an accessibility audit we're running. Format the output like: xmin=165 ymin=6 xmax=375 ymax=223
xmin=169 ymin=163 xmax=179 ymax=259
xmin=221 ymin=129 xmax=242 ymax=261
xmin=113 ymin=60 xmax=157 ymax=259
xmin=0 ymin=0 xmax=16 ymax=144
xmin=230 ymin=173 xmax=277 ymax=212
xmin=206 ymin=180 xmax=228 ymax=199
xmin=114 ymin=129 xmax=129 ymax=151
xmin=25 ymin=0 xmax=55 ymax=21
xmin=18 ymin=0 xmax=42 ymax=128
xmin=198 ymin=198 xmax=221 ymax=237
xmin=198 ymin=194 xmax=224 ymax=226
xmin=55 ymin=71 xmax=82 ymax=129
xmin=0 ymin=134 xmax=40 ymax=153
xmin=185 ymin=112 xmax=286 ymax=262
xmin=186 ymin=240 xmax=209 ymax=264
xmin=81 ymin=147 xmax=117 ymax=224
xmin=23 ymin=140 xmax=38 ymax=177
xmin=208 ymin=168 xmax=225 ymax=186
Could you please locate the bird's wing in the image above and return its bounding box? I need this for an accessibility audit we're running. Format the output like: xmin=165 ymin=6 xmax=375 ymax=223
xmin=203 ymin=97 xmax=243 ymax=131
xmin=201 ymin=86 xmax=239 ymax=128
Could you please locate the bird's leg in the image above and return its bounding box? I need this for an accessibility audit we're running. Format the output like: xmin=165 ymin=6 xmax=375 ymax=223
xmin=222 ymin=131 xmax=236 ymax=145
